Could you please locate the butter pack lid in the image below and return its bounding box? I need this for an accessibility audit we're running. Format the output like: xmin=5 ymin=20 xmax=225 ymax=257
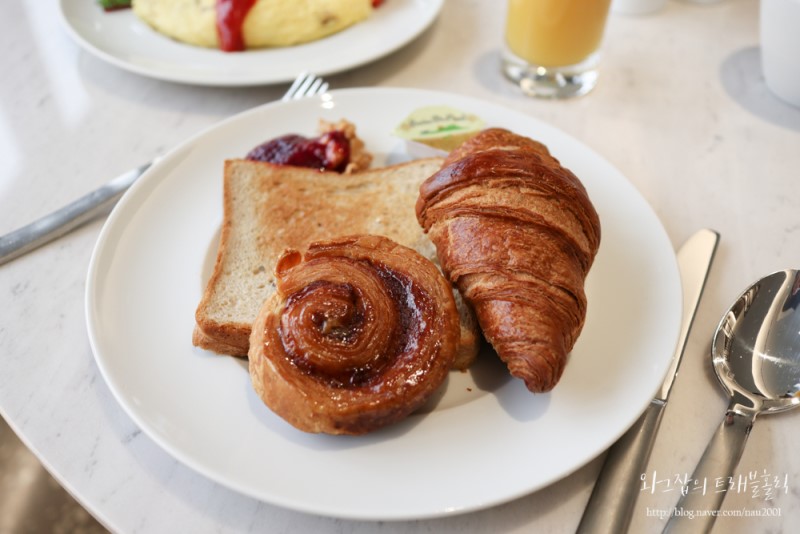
xmin=394 ymin=106 xmax=484 ymax=152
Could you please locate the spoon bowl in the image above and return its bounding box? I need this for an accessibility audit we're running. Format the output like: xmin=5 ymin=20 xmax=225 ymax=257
xmin=712 ymin=270 xmax=800 ymax=413
xmin=664 ymin=269 xmax=800 ymax=533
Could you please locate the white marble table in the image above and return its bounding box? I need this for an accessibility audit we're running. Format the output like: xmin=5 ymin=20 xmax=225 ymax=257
xmin=2 ymin=1 xmax=799 ymax=532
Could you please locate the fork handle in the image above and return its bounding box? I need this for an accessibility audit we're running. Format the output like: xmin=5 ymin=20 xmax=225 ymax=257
xmin=0 ymin=162 xmax=151 ymax=266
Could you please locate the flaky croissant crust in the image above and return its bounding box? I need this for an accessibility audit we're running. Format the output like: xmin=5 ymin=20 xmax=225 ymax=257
xmin=416 ymin=128 xmax=601 ymax=393
xmin=249 ymin=234 xmax=460 ymax=435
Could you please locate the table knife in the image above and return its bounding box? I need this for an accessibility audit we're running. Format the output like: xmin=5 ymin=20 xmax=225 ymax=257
xmin=0 ymin=162 xmax=152 ymax=267
xmin=576 ymin=228 xmax=720 ymax=534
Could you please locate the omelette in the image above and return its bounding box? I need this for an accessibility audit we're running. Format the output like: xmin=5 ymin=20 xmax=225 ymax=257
xmin=132 ymin=0 xmax=374 ymax=51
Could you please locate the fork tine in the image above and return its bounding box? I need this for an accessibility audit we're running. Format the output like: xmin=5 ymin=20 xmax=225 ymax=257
xmin=282 ymin=72 xmax=328 ymax=101
xmin=282 ymin=72 xmax=309 ymax=101
xmin=293 ymin=75 xmax=316 ymax=100
xmin=306 ymin=77 xmax=325 ymax=96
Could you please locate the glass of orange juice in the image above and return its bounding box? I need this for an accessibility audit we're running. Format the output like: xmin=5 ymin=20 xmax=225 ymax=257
xmin=502 ymin=0 xmax=613 ymax=98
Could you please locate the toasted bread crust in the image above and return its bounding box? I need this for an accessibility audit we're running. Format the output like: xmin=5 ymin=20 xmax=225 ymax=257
xmin=191 ymin=326 xmax=248 ymax=357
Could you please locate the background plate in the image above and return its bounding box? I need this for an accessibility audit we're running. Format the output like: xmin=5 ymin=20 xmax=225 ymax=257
xmin=58 ymin=0 xmax=444 ymax=86
xmin=86 ymin=88 xmax=681 ymax=520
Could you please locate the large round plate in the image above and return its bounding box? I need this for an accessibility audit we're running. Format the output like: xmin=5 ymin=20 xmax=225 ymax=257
xmin=58 ymin=0 xmax=443 ymax=86
xmin=86 ymin=88 xmax=681 ymax=520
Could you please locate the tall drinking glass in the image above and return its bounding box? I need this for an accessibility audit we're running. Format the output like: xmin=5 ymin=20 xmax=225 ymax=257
xmin=502 ymin=0 xmax=613 ymax=98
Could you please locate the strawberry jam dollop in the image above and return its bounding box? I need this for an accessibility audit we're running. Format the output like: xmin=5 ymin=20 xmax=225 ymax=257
xmin=246 ymin=131 xmax=351 ymax=173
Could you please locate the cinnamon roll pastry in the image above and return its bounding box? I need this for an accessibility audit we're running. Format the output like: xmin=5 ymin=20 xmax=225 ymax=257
xmin=416 ymin=128 xmax=601 ymax=393
xmin=248 ymin=234 xmax=460 ymax=435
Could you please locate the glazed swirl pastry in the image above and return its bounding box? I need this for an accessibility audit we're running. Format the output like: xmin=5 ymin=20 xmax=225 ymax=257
xmin=416 ymin=128 xmax=601 ymax=393
xmin=249 ymin=234 xmax=460 ymax=435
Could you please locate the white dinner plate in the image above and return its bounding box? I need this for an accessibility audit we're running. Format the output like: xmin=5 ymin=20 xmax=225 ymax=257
xmin=58 ymin=0 xmax=443 ymax=86
xmin=86 ymin=88 xmax=681 ymax=520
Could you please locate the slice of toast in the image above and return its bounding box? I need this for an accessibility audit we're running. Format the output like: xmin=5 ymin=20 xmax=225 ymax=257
xmin=194 ymin=158 xmax=479 ymax=369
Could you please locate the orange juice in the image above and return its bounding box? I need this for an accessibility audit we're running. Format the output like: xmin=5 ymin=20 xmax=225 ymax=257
xmin=506 ymin=0 xmax=612 ymax=67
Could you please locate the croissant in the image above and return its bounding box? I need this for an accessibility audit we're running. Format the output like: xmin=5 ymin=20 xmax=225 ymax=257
xmin=248 ymin=234 xmax=460 ymax=434
xmin=416 ymin=128 xmax=601 ymax=393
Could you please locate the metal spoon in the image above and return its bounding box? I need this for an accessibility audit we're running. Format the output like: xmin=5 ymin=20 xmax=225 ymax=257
xmin=664 ymin=269 xmax=800 ymax=533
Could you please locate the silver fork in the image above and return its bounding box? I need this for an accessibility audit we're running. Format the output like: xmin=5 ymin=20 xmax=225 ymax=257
xmin=0 ymin=72 xmax=328 ymax=267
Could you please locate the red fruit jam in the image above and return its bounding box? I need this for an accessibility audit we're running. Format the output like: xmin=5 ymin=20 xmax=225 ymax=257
xmin=246 ymin=131 xmax=351 ymax=173
xmin=216 ymin=0 xmax=257 ymax=52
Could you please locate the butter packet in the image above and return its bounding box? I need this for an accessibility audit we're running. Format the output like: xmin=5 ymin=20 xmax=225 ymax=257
xmin=394 ymin=106 xmax=484 ymax=156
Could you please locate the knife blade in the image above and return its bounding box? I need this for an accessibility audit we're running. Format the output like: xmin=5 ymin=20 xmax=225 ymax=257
xmin=576 ymin=228 xmax=720 ymax=534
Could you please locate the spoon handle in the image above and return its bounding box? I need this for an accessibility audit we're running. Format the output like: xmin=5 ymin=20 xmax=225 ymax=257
xmin=662 ymin=402 xmax=755 ymax=534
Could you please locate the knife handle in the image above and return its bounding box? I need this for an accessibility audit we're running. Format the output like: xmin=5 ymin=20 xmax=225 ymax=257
xmin=0 ymin=161 xmax=151 ymax=267
xmin=576 ymin=399 xmax=666 ymax=534
xmin=662 ymin=403 xmax=755 ymax=534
